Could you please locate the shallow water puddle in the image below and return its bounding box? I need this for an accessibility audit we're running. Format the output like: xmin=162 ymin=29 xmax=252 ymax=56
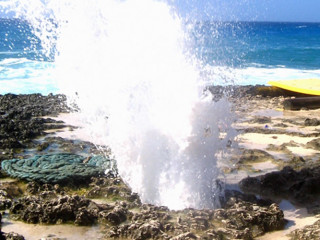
xmin=286 ymin=146 xmax=319 ymax=157
xmin=49 ymin=113 xmax=107 ymax=145
xmin=253 ymin=109 xmax=283 ymax=118
xmin=2 ymin=214 xmax=103 ymax=240
xmin=238 ymin=133 xmax=315 ymax=149
xmin=250 ymin=160 xmax=278 ymax=172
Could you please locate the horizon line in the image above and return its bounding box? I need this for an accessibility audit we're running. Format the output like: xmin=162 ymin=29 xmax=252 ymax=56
xmin=1 ymin=17 xmax=320 ymax=24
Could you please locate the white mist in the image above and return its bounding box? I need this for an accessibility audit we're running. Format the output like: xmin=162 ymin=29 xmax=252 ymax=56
xmin=6 ymin=0 xmax=236 ymax=209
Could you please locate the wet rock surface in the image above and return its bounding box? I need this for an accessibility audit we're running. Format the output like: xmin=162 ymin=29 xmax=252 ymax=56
xmin=10 ymin=194 xmax=99 ymax=225
xmin=289 ymin=219 xmax=320 ymax=240
xmin=3 ymin=232 xmax=25 ymax=240
xmin=7 ymin=178 xmax=136 ymax=226
xmin=0 ymin=94 xmax=70 ymax=162
xmin=1 ymin=90 xmax=320 ymax=239
xmin=304 ymin=118 xmax=320 ymax=126
xmin=106 ymin=190 xmax=285 ymax=240
xmin=239 ymin=166 xmax=320 ymax=205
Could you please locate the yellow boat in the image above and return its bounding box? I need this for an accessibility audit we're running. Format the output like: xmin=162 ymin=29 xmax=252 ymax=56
xmin=268 ymin=79 xmax=320 ymax=96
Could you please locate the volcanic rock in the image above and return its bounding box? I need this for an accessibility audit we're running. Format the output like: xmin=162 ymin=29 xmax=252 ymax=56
xmin=289 ymin=219 xmax=320 ymax=239
xmin=10 ymin=195 xmax=99 ymax=225
xmin=239 ymin=166 xmax=320 ymax=204
xmin=3 ymin=232 xmax=25 ymax=240
xmin=304 ymin=118 xmax=320 ymax=126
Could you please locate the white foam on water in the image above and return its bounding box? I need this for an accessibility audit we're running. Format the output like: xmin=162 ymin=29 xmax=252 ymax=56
xmin=0 ymin=58 xmax=56 ymax=94
xmin=206 ymin=66 xmax=320 ymax=85
xmin=4 ymin=0 xmax=237 ymax=209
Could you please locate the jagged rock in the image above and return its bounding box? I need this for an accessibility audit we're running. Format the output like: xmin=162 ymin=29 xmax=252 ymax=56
xmin=171 ymin=232 xmax=198 ymax=240
xmin=239 ymin=166 xmax=320 ymax=204
xmin=3 ymin=232 xmax=25 ymax=240
xmin=0 ymin=190 xmax=12 ymax=210
xmin=107 ymin=192 xmax=284 ymax=240
xmin=100 ymin=206 xmax=128 ymax=225
xmin=304 ymin=118 xmax=320 ymax=126
xmin=237 ymin=149 xmax=275 ymax=164
xmin=8 ymin=192 xmax=134 ymax=227
xmin=0 ymin=182 xmax=23 ymax=198
xmin=289 ymin=219 xmax=320 ymax=239
xmin=222 ymin=189 xmax=272 ymax=208
xmin=0 ymin=94 xmax=69 ymax=152
xmin=0 ymin=212 xmax=4 ymax=240
xmin=213 ymin=199 xmax=285 ymax=238
xmin=132 ymin=204 xmax=171 ymax=222
xmin=87 ymin=177 xmax=141 ymax=204
xmin=306 ymin=138 xmax=320 ymax=150
xmin=10 ymin=195 xmax=99 ymax=225
xmin=26 ymin=182 xmax=42 ymax=195
xmin=75 ymin=208 xmax=97 ymax=225
xmin=249 ymin=116 xmax=271 ymax=124
xmin=134 ymin=220 xmax=164 ymax=240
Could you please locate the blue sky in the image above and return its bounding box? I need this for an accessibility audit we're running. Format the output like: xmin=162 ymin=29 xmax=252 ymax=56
xmin=173 ymin=0 xmax=320 ymax=22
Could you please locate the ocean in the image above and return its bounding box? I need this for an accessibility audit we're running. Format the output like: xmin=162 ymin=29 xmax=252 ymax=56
xmin=0 ymin=18 xmax=320 ymax=95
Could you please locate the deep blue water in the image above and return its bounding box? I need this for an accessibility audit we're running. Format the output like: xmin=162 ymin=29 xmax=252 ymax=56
xmin=0 ymin=18 xmax=42 ymax=61
xmin=0 ymin=18 xmax=320 ymax=94
xmin=191 ymin=21 xmax=320 ymax=69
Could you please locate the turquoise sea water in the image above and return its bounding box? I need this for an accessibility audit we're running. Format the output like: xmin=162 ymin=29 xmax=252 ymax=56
xmin=0 ymin=19 xmax=320 ymax=94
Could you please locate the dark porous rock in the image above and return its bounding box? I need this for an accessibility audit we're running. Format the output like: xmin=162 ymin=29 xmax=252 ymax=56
xmin=105 ymin=193 xmax=284 ymax=240
xmin=132 ymin=204 xmax=171 ymax=223
xmin=25 ymin=182 xmax=42 ymax=195
xmin=172 ymin=196 xmax=284 ymax=239
xmin=290 ymin=155 xmax=305 ymax=164
xmin=0 ymin=182 xmax=22 ymax=199
xmin=171 ymin=232 xmax=198 ymax=240
xmin=0 ymin=94 xmax=69 ymax=118
xmin=266 ymin=144 xmax=289 ymax=152
xmin=74 ymin=208 xmax=97 ymax=226
xmin=9 ymin=195 xmax=99 ymax=225
xmin=249 ymin=116 xmax=271 ymax=124
xmin=304 ymin=118 xmax=320 ymax=126
xmin=36 ymin=142 xmax=49 ymax=152
xmin=0 ymin=212 xmax=3 ymax=240
xmin=289 ymin=219 xmax=320 ymax=240
xmin=237 ymin=149 xmax=276 ymax=165
xmin=9 ymin=192 xmax=134 ymax=227
xmin=222 ymin=189 xmax=273 ymax=208
xmin=213 ymin=199 xmax=285 ymax=238
xmin=108 ymin=220 xmax=165 ymax=240
xmin=133 ymin=220 xmax=164 ymax=240
xmin=26 ymin=182 xmax=61 ymax=196
xmin=3 ymin=232 xmax=25 ymax=240
xmin=0 ymin=190 xmax=12 ymax=210
xmin=239 ymin=166 xmax=320 ymax=204
xmin=273 ymin=123 xmax=289 ymax=128
xmin=0 ymin=94 xmax=69 ymax=157
xmin=100 ymin=205 xmax=128 ymax=225
xmin=87 ymin=177 xmax=140 ymax=205
xmin=306 ymin=138 xmax=320 ymax=150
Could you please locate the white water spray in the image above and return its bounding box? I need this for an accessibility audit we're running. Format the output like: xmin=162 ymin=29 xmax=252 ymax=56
xmin=3 ymin=0 xmax=236 ymax=209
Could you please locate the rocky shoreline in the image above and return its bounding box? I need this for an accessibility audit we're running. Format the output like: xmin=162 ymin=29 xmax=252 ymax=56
xmin=0 ymin=87 xmax=320 ymax=239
